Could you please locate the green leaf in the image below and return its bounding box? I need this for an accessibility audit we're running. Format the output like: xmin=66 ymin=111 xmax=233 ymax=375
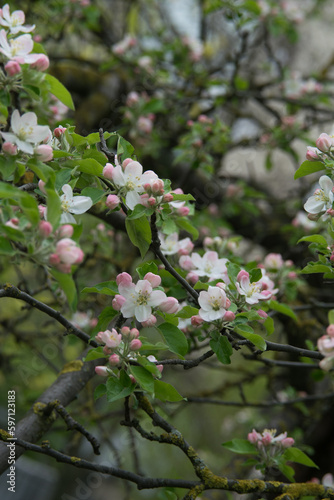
xmin=50 ymin=269 xmax=78 ymax=311
xmin=154 ymin=380 xmax=184 ymax=402
xmin=235 ymin=325 xmax=267 ymax=350
xmin=84 ymin=347 xmax=106 ymax=361
xmin=83 ymin=149 xmax=110 ymax=165
xmin=294 ymin=160 xmax=325 ymax=179
xmin=136 ymin=262 xmax=159 ymax=279
xmin=93 ymin=306 xmax=119 ymax=334
xmin=140 ymin=341 xmax=169 ymax=351
xmin=222 ymin=439 xmax=258 ymax=454
xmin=249 ymin=268 xmax=262 ymax=283
xmin=328 ymin=309 xmax=334 ymax=325
xmin=170 ymin=193 xmax=195 ymax=202
xmin=127 ymin=205 xmax=154 ymax=220
xmin=158 ymin=322 xmax=188 ymax=357
xmin=129 ymin=366 xmax=155 ymax=393
xmin=0 ymin=236 xmax=15 ymax=255
xmin=86 ymin=131 xmax=113 ymax=145
xmin=81 ymin=187 xmax=105 ymax=204
xmin=117 ymin=136 xmax=134 ymax=161
xmin=283 ymin=447 xmax=318 ymax=469
xmin=27 ymin=159 xmax=55 ymax=182
xmin=106 ymin=374 xmax=135 ymax=403
xmin=269 ymin=300 xmax=298 ymax=322
xmin=0 ymin=183 xmax=39 ymax=226
xmin=298 ymin=235 xmax=328 ymax=246
xmin=94 ymin=383 xmax=107 ymax=400
xmin=81 ymin=280 xmax=118 ymax=296
xmin=76 ymin=159 xmax=104 ymax=176
xmin=44 ymin=74 xmax=75 ymax=110
xmin=175 ymin=217 xmax=198 ymax=240
xmin=301 ymin=263 xmax=333 ymax=275
xmin=276 ymin=462 xmax=295 ymax=482
xmin=263 ymin=316 xmax=275 ymax=335
xmin=0 ymin=225 xmax=25 ymax=242
xmin=177 ymin=306 xmax=199 ymax=319
xmin=125 ymin=216 xmax=152 ymax=258
xmin=210 ymin=336 xmax=233 ymax=364
xmin=45 ymin=184 xmax=61 ymax=228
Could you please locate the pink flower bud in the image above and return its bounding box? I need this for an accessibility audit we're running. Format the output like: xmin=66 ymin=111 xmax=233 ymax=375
xmin=163 ymin=193 xmax=174 ymax=203
xmin=177 ymin=206 xmax=190 ymax=216
xmin=141 ymin=315 xmax=157 ymax=327
xmin=95 ymin=366 xmax=109 ymax=376
xmin=237 ymin=270 xmax=249 ymax=281
xmin=116 ymin=272 xmax=133 ymax=286
xmin=288 ymin=271 xmax=298 ymax=279
xmin=281 ymin=437 xmax=295 ymax=448
xmin=316 ymin=133 xmax=333 ymax=153
xmin=223 ymin=311 xmax=235 ymax=321
xmin=35 ymin=144 xmax=53 ymax=162
xmin=151 ymin=179 xmax=164 ymax=195
xmin=2 ymin=142 xmax=18 ymax=155
xmin=191 ymin=315 xmax=204 ymax=326
xmin=112 ymin=294 xmax=126 ymax=310
xmin=49 ymin=253 xmax=60 ymax=265
xmin=327 ymin=209 xmax=334 ymax=217
xmin=58 ymin=224 xmax=74 ymax=238
xmin=179 ymin=255 xmax=194 ymax=271
xmin=129 ymin=375 xmax=136 ymax=384
xmin=109 ymin=353 xmax=120 ymax=366
xmin=130 ymin=339 xmax=142 ymax=351
xmin=187 ymin=271 xmax=199 ymax=284
xmin=160 ymin=297 xmax=179 ymax=314
xmin=39 ymin=220 xmax=53 ymax=237
xmin=54 ymin=126 xmax=66 ymax=138
xmin=103 ymin=345 xmax=113 ymax=355
xmin=144 ymin=272 xmax=161 ymax=288
xmin=106 ymin=194 xmax=120 ymax=210
xmin=38 ymin=205 xmax=46 ymax=218
xmin=248 ymin=430 xmax=261 ymax=445
xmin=121 ymin=326 xmax=131 ymax=336
xmin=31 ymin=54 xmax=50 ymax=71
xmin=130 ymin=328 xmax=140 ymax=339
xmin=305 ymin=147 xmax=320 ymax=161
xmin=326 ymin=324 xmax=334 ymax=336
xmin=103 ymin=163 xmax=115 ymax=180
xmin=38 ymin=180 xmax=47 ymax=194
xmin=261 ymin=433 xmax=272 ymax=446
xmin=122 ymin=158 xmax=133 ymax=169
xmin=255 ymin=310 xmax=267 ymax=321
xmin=5 ymin=60 xmax=21 ymax=76
xmin=148 ymin=197 xmax=157 ymax=206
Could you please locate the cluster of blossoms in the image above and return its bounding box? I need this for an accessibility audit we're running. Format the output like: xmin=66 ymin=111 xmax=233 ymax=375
xmin=112 ymin=272 xmax=179 ymax=325
xmin=0 ymin=4 xmax=49 ymax=74
xmin=258 ymin=0 xmax=315 ymax=23
xmin=112 ymin=34 xmax=137 ymax=56
xmin=159 ymin=232 xmax=194 ymax=256
xmin=317 ymin=324 xmax=334 ymax=371
xmin=124 ymin=92 xmax=156 ymax=138
xmin=283 ymin=72 xmax=323 ymax=100
xmin=103 ymin=158 xmax=189 ymax=214
xmin=94 ymin=326 xmax=163 ymax=381
xmin=39 ymin=182 xmax=93 ymax=224
xmin=248 ymin=428 xmax=295 ymax=449
xmin=303 ymin=175 xmax=334 ymax=221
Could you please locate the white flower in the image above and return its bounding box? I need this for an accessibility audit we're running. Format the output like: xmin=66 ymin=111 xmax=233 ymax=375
xmin=60 ymin=184 xmax=93 ymax=223
xmin=236 ymin=274 xmax=264 ymax=305
xmin=1 ymin=110 xmax=51 ymax=154
xmin=181 ymin=251 xmax=228 ymax=281
xmin=111 ymin=161 xmax=158 ymax=209
xmin=159 ymin=232 xmax=193 ymax=256
xmin=118 ymin=279 xmax=167 ymax=322
xmin=198 ymin=286 xmax=229 ymax=322
xmin=304 ymin=176 xmax=334 ymax=217
xmin=0 ymin=4 xmax=35 ymax=34
xmin=0 ymin=30 xmax=41 ymax=63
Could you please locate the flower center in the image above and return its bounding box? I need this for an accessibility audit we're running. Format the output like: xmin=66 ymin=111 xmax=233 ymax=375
xmin=61 ymin=198 xmax=71 ymax=212
xmin=136 ymin=291 xmax=149 ymax=306
xmin=209 ymin=297 xmax=221 ymax=311
xmin=17 ymin=126 xmax=33 ymax=141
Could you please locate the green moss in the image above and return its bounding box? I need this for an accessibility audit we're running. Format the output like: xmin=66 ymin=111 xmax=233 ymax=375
xmin=70 ymin=456 xmax=82 ymax=463
xmin=59 ymin=360 xmax=83 ymax=375
xmin=0 ymin=429 xmax=12 ymax=440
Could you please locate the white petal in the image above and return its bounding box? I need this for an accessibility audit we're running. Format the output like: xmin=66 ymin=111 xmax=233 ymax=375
xmin=149 ymin=290 xmax=167 ymax=307
xmin=319 ymin=175 xmax=333 ymax=194
xmin=60 ymin=212 xmax=76 ymax=224
xmin=70 ymin=196 xmax=93 ymax=214
xmin=304 ymin=196 xmax=325 ymax=214
xmin=135 ymin=305 xmax=151 ymax=322
xmin=125 ymin=190 xmax=142 ymax=209
xmin=62 ymin=184 xmax=73 ymax=198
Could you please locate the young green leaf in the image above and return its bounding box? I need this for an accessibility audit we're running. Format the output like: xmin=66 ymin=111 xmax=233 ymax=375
xmin=210 ymin=336 xmax=233 ymax=364
xmin=158 ymin=322 xmax=188 ymax=357
xmin=222 ymin=439 xmax=258 ymax=454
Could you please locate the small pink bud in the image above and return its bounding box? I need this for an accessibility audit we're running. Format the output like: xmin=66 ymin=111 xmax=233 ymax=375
xmin=35 ymin=144 xmax=53 ymax=162
xmin=141 ymin=314 xmax=157 ymax=327
xmin=58 ymin=224 xmax=74 ymax=238
xmin=103 ymin=345 xmax=113 ymax=355
xmin=2 ymin=142 xmax=18 ymax=155
xmin=163 ymin=193 xmax=174 ymax=203
xmin=223 ymin=311 xmax=235 ymax=321
xmin=109 ymin=354 xmax=120 ymax=366
xmin=177 ymin=206 xmax=190 ymax=216
xmin=186 ymin=271 xmax=199 ymax=284
xmin=38 ymin=205 xmax=46 ymax=218
xmin=5 ymin=60 xmax=21 ymax=76
xmin=281 ymin=437 xmax=295 ymax=448
xmin=237 ymin=270 xmax=249 ymax=281
xmin=121 ymin=326 xmax=131 ymax=336
xmin=129 ymin=375 xmax=136 ymax=384
xmin=248 ymin=430 xmax=260 ymax=445
xmin=179 ymin=255 xmax=194 ymax=271
xmin=31 ymin=54 xmax=50 ymax=71
xmin=130 ymin=339 xmax=142 ymax=351
xmin=130 ymin=328 xmax=140 ymax=339
xmin=103 ymin=163 xmax=115 ymax=180
xmin=326 ymin=208 xmax=334 ymax=217
xmin=306 ymin=146 xmax=320 ymax=161
xmin=316 ymin=133 xmax=333 ymax=153
xmin=160 ymin=297 xmax=179 ymax=314
xmin=326 ymin=324 xmax=334 ymax=336
xmin=112 ymin=294 xmax=126 ymax=310
xmin=38 ymin=180 xmax=47 ymax=194
xmin=49 ymin=253 xmax=60 ymax=265
xmin=39 ymin=220 xmax=53 ymax=237
xmin=144 ymin=272 xmax=161 ymax=288
xmin=257 ymin=309 xmax=268 ymax=319
xmin=106 ymin=194 xmax=120 ymax=210
xmin=191 ymin=315 xmax=204 ymax=326
xmin=122 ymin=158 xmax=133 ymax=169
xmin=116 ymin=272 xmax=133 ymax=286
xmin=148 ymin=196 xmax=156 ymax=206
xmin=151 ymin=179 xmax=164 ymax=195
xmin=54 ymin=126 xmax=66 ymax=138
xmin=288 ymin=271 xmax=298 ymax=279
xmin=95 ymin=366 xmax=109 ymax=377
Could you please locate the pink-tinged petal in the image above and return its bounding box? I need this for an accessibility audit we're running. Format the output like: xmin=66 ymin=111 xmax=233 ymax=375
xmin=149 ymin=290 xmax=167 ymax=307
xmin=69 ymin=196 xmax=93 ymax=214
xmin=118 ymin=282 xmax=136 ymax=298
xmin=134 ymin=304 xmax=151 ymax=322
xmin=135 ymin=280 xmax=152 ymax=295
xmin=141 ymin=170 xmax=158 ymax=184
xmin=198 ymin=290 xmax=210 ymax=309
xmin=190 ymin=253 xmax=203 ymax=267
xmin=11 ymin=10 xmax=25 ymax=25
xmin=199 ymin=309 xmax=225 ymax=321
xmin=319 ymin=175 xmax=333 ymax=194
xmin=124 ymin=161 xmax=143 ymax=177
xmin=111 ymin=165 xmax=125 ymax=185
xmin=205 ymin=251 xmax=219 ymax=263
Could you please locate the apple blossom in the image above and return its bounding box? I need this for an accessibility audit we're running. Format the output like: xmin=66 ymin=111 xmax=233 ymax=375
xmin=130 ymin=339 xmax=142 ymax=351
xmin=316 ymin=133 xmax=334 ymax=153
xmin=38 ymin=220 xmax=53 ymax=238
xmin=198 ymin=286 xmax=230 ymax=322
xmin=95 ymin=366 xmax=109 ymax=376
xmin=305 ymin=146 xmax=321 ymax=161
xmin=1 ymin=110 xmax=51 ymax=155
xmin=326 ymin=325 xmax=334 ymax=336
xmin=264 ymin=253 xmax=284 ymax=271
xmin=144 ymin=272 xmax=161 ymax=288
xmin=103 ymin=163 xmax=114 ymax=180
xmin=35 ymin=144 xmax=53 ymax=162
xmin=109 ymin=353 xmax=120 ymax=366
xmin=59 ymin=184 xmax=93 ymax=223
xmin=141 ymin=314 xmax=157 ymax=327
xmin=159 ymin=297 xmax=179 ymax=314
xmin=106 ymin=194 xmax=120 ymax=210
xmin=236 ymin=272 xmax=268 ymax=305
xmin=30 ymin=54 xmax=49 ymax=71
xmin=116 ymin=272 xmax=133 ymax=286
xmin=57 ymin=224 xmax=74 ymax=238
xmin=0 ymin=4 xmax=35 ymax=34
xmin=180 ymin=251 xmax=228 ymax=281
xmin=4 ymin=60 xmax=20 ymax=76
xmin=54 ymin=126 xmax=66 ymax=139
xmin=112 ymin=295 xmax=126 ymax=311
xmin=117 ymin=279 xmax=167 ymax=322
xmin=96 ymin=329 xmax=122 ymax=348
xmin=2 ymin=141 xmax=17 ymax=155
xmin=304 ymin=176 xmax=334 ymax=217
